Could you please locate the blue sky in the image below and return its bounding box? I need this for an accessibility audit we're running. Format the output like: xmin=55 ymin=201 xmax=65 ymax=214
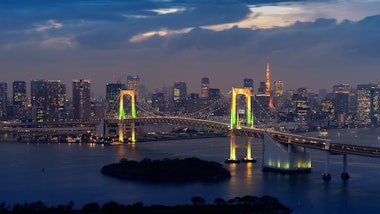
xmin=1 ymin=0 xmax=380 ymax=96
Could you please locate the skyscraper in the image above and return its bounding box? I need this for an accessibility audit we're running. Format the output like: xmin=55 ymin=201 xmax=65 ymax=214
xmin=173 ymin=81 xmax=187 ymax=111
xmin=274 ymin=80 xmax=284 ymax=97
xmin=357 ymin=84 xmax=380 ymax=124
xmin=72 ymin=79 xmax=91 ymax=121
xmin=47 ymin=80 xmax=66 ymax=120
xmin=333 ymin=84 xmax=350 ymax=124
xmin=31 ymin=80 xmax=66 ymax=122
xmin=106 ymin=82 xmax=126 ymax=115
xmin=12 ymin=81 xmax=27 ymax=119
xmin=244 ymin=78 xmax=254 ymax=94
xmin=201 ymin=77 xmax=209 ymax=99
xmin=31 ymin=80 xmax=48 ymax=122
xmin=0 ymin=82 xmax=7 ymax=120
xmin=274 ymin=80 xmax=284 ymax=109
xmin=127 ymin=75 xmax=140 ymax=100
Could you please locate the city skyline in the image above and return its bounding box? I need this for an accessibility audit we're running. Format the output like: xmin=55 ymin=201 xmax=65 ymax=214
xmin=1 ymin=0 xmax=380 ymax=96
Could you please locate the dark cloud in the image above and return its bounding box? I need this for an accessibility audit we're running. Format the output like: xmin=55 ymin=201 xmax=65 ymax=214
xmin=0 ymin=0 xmax=379 ymax=96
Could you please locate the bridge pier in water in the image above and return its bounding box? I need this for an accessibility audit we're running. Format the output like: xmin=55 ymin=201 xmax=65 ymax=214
xmin=225 ymin=134 xmax=256 ymax=163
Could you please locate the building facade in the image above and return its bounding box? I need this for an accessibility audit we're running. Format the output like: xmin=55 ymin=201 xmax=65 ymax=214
xmin=72 ymin=79 xmax=91 ymax=121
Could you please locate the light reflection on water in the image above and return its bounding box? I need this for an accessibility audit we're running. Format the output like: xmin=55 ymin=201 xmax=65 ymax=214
xmin=1 ymin=128 xmax=380 ymax=213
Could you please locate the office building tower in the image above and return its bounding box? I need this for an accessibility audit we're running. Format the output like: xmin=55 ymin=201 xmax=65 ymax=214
xmin=187 ymin=93 xmax=200 ymax=113
xmin=73 ymin=79 xmax=91 ymax=121
xmin=208 ymin=88 xmax=221 ymax=100
xmin=31 ymin=80 xmax=48 ymax=122
xmin=106 ymin=82 xmax=126 ymax=115
xmin=201 ymin=77 xmax=209 ymax=99
xmin=152 ymin=92 xmax=166 ymax=112
xmin=31 ymin=80 xmax=66 ymax=122
xmin=244 ymin=78 xmax=254 ymax=94
xmin=47 ymin=80 xmax=66 ymax=120
xmin=258 ymin=82 xmax=266 ymax=94
xmin=274 ymin=80 xmax=284 ymax=97
xmin=173 ymin=81 xmax=187 ymax=111
xmin=273 ymin=80 xmax=284 ymax=109
xmin=357 ymin=84 xmax=379 ymax=124
xmin=12 ymin=81 xmax=27 ymax=119
xmin=0 ymin=82 xmax=7 ymax=119
xmin=127 ymin=75 xmax=140 ymax=100
xmin=333 ymin=84 xmax=350 ymax=123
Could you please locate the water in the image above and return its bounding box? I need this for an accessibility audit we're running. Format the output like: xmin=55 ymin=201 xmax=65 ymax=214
xmin=1 ymin=127 xmax=380 ymax=213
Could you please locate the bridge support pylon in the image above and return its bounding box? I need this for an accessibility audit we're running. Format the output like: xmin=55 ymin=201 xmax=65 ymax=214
xmin=322 ymin=151 xmax=331 ymax=180
xmin=226 ymin=87 xmax=254 ymax=164
xmin=241 ymin=137 xmax=256 ymax=163
xmin=119 ymin=90 xmax=136 ymax=144
xmin=225 ymin=133 xmax=240 ymax=163
xmin=341 ymin=154 xmax=350 ymax=180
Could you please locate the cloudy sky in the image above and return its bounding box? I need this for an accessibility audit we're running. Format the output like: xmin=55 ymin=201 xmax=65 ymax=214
xmin=1 ymin=0 xmax=380 ymax=97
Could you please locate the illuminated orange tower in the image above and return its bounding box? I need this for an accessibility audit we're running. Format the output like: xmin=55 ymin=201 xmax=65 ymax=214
xmin=265 ymin=62 xmax=274 ymax=108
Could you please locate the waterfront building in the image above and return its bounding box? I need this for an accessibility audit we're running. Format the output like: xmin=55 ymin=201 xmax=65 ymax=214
xmin=47 ymin=80 xmax=66 ymax=121
xmin=72 ymin=79 xmax=91 ymax=121
xmin=357 ymin=84 xmax=379 ymax=125
xmin=0 ymin=82 xmax=7 ymax=120
xmin=31 ymin=80 xmax=66 ymax=122
xmin=31 ymin=80 xmax=48 ymax=122
xmin=12 ymin=81 xmax=27 ymax=120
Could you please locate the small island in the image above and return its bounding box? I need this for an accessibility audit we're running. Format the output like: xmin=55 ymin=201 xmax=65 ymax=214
xmin=101 ymin=157 xmax=231 ymax=182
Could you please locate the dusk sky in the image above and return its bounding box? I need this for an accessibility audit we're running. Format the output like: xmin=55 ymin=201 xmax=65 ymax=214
xmin=1 ymin=0 xmax=380 ymax=97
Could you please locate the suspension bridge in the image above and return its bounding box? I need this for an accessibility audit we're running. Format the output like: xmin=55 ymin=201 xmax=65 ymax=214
xmin=113 ymin=88 xmax=380 ymax=180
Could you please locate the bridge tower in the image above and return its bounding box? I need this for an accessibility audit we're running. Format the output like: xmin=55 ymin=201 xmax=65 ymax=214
xmin=226 ymin=87 xmax=255 ymax=163
xmin=119 ymin=90 xmax=136 ymax=143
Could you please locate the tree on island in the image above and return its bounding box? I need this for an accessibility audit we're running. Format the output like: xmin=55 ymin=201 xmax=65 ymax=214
xmin=191 ymin=196 xmax=206 ymax=206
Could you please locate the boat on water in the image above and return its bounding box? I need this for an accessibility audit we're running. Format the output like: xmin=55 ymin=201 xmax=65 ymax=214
xmin=318 ymin=129 xmax=329 ymax=138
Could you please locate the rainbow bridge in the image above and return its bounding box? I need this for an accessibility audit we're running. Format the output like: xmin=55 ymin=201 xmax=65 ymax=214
xmin=114 ymin=88 xmax=380 ymax=180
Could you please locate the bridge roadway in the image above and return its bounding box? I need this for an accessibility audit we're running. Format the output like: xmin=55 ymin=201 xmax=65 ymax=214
xmin=120 ymin=116 xmax=380 ymax=158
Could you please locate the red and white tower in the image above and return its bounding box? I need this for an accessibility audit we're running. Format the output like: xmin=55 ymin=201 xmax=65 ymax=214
xmin=265 ymin=62 xmax=274 ymax=108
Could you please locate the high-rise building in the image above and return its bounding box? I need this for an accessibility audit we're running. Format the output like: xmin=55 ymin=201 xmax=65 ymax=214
xmin=244 ymin=78 xmax=254 ymax=94
xmin=258 ymin=82 xmax=266 ymax=94
xmin=187 ymin=93 xmax=200 ymax=113
xmin=31 ymin=80 xmax=66 ymax=122
xmin=356 ymin=84 xmax=379 ymax=124
xmin=12 ymin=81 xmax=27 ymax=119
xmin=106 ymin=82 xmax=126 ymax=115
xmin=0 ymin=82 xmax=7 ymax=120
xmin=72 ymin=79 xmax=91 ymax=121
xmin=152 ymin=92 xmax=166 ymax=112
xmin=274 ymin=80 xmax=284 ymax=97
xmin=47 ymin=80 xmax=66 ymax=120
xmin=333 ymin=84 xmax=350 ymax=123
xmin=127 ymin=75 xmax=140 ymax=100
xmin=173 ymin=81 xmax=187 ymax=111
xmin=201 ymin=77 xmax=209 ymax=99
xmin=273 ymin=80 xmax=284 ymax=109
xmin=31 ymin=80 xmax=48 ymax=122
